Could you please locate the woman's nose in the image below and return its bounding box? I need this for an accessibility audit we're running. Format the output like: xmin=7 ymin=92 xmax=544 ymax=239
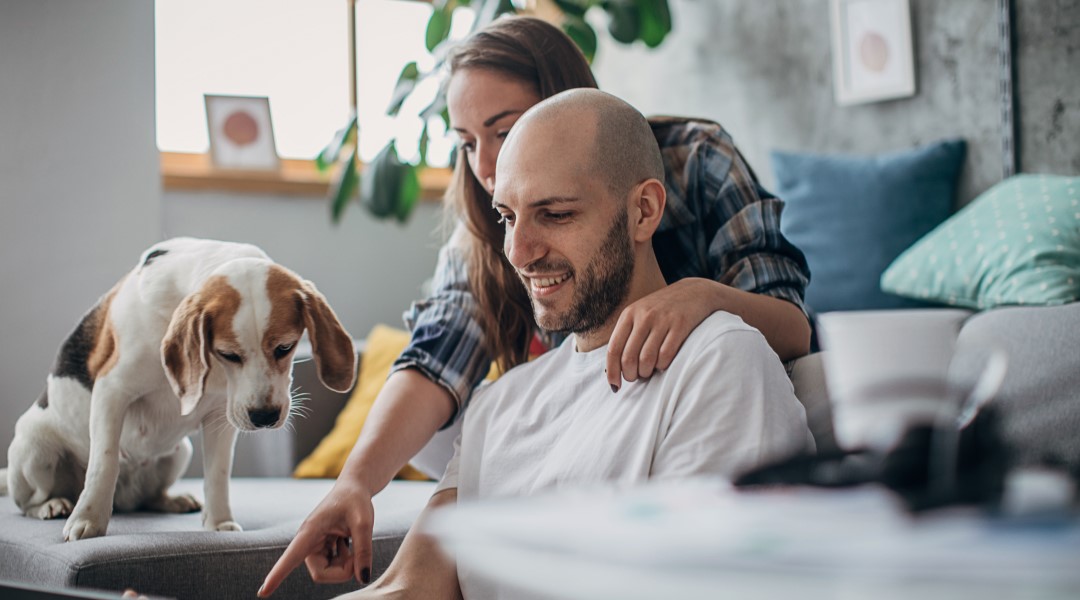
xmin=474 ymin=143 xmax=497 ymax=195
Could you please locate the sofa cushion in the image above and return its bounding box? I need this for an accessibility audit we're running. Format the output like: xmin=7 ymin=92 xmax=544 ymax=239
xmin=294 ymin=325 xmax=427 ymax=480
xmin=950 ymin=302 xmax=1080 ymax=475
xmin=882 ymin=174 xmax=1080 ymax=309
xmin=772 ymin=139 xmax=966 ymax=313
xmin=0 ymin=478 xmax=436 ymax=600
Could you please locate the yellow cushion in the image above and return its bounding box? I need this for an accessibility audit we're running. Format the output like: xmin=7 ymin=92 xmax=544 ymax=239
xmin=293 ymin=325 xmax=429 ymax=480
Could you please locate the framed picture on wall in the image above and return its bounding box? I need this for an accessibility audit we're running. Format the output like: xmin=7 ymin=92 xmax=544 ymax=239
xmin=830 ymin=0 xmax=916 ymax=105
xmin=204 ymin=94 xmax=280 ymax=171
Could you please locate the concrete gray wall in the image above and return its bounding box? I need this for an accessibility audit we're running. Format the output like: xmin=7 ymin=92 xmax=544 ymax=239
xmin=0 ymin=1 xmax=160 ymax=458
xmin=592 ymin=0 xmax=1079 ymax=207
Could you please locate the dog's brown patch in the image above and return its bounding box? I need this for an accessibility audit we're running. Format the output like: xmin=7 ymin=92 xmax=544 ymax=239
xmin=53 ymin=277 xmax=126 ymax=388
xmin=85 ymin=278 xmax=124 ymax=381
xmin=201 ymin=275 xmax=243 ymax=352
xmin=162 ymin=274 xmax=242 ymax=408
xmin=264 ymin=265 xmax=305 ymax=373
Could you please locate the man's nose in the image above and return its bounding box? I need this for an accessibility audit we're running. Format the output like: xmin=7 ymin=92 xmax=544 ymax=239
xmin=505 ymin=219 xmax=543 ymax=271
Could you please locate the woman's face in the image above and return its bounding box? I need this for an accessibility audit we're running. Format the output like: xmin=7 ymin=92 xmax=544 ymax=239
xmin=447 ymin=68 xmax=542 ymax=196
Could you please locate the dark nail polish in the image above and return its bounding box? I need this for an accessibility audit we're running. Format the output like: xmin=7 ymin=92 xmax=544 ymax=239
xmin=610 ymin=384 xmax=619 ymax=393
xmin=361 ymin=567 xmax=371 ymax=584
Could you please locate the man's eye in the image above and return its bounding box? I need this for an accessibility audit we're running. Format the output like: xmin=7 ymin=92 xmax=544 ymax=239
xmin=217 ymin=350 xmax=243 ymax=364
xmin=546 ymin=212 xmax=572 ymax=222
xmin=274 ymin=343 xmax=295 ymax=360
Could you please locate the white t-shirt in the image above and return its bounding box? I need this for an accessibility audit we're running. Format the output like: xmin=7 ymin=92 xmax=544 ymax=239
xmin=436 ymin=312 xmax=814 ymax=599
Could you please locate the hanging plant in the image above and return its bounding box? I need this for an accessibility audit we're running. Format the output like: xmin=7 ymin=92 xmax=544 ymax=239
xmin=321 ymin=0 xmax=672 ymax=224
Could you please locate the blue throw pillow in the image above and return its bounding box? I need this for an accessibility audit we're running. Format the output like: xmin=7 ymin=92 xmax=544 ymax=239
xmin=772 ymin=140 xmax=966 ymax=313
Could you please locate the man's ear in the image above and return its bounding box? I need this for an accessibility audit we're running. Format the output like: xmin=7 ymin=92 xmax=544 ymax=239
xmin=161 ymin=293 xmax=211 ymax=416
xmin=299 ymin=280 xmax=357 ymax=393
xmin=630 ymin=178 xmax=667 ymax=242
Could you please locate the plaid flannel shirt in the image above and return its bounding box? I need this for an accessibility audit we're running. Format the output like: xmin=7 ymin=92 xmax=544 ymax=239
xmin=392 ymin=117 xmax=810 ymax=424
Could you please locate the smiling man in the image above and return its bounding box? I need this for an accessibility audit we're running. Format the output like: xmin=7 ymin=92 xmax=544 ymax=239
xmin=329 ymin=89 xmax=813 ymax=600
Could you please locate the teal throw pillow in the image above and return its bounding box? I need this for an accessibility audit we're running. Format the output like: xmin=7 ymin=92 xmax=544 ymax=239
xmin=882 ymin=174 xmax=1080 ymax=309
xmin=773 ymin=140 xmax=966 ymax=313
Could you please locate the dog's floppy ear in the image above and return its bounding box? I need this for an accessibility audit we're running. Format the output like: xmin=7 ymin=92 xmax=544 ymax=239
xmin=161 ymin=292 xmax=211 ymax=415
xmin=299 ymin=280 xmax=356 ymax=393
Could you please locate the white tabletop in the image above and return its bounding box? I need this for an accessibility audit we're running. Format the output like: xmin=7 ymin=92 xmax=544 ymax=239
xmin=427 ymin=478 xmax=1080 ymax=600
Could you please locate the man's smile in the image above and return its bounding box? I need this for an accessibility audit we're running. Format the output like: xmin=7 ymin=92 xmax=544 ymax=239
xmin=522 ymin=272 xmax=572 ymax=297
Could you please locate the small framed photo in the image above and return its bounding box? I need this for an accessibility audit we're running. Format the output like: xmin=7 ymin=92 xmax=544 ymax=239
xmin=204 ymin=94 xmax=280 ymax=171
xmin=830 ymin=0 xmax=916 ymax=106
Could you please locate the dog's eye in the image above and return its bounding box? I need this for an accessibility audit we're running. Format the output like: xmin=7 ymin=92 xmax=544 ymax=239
xmin=274 ymin=343 xmax=295 ymax=360
xmin=216 ymin=350 xmax=243 ymax=364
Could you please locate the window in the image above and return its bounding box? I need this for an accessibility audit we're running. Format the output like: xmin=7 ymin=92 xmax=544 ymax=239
xmin=156 ymin=0 xmax=473 ymax=170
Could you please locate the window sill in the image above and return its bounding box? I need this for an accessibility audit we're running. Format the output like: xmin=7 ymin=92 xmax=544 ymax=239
xmin=160 ymin=152 xmax=450 ymax=201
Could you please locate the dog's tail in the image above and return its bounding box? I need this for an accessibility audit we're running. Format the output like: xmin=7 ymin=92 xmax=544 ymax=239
xmin=0 ymin=468 xmax=8 ymax=496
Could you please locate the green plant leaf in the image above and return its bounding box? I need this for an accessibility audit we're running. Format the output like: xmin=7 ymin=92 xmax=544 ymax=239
xmin=602 ymin=0 xmax=639 ymax=44
xmin=419 ymin=88 xmax=448 ymax=123
xmin=361 ymin=142 xmax=401 ymax=219
xmin=387 ymin=62 xmax=421 ymax=117
xmin=553 ymin=0 xmax=590 ymax=18
xmin=635 ymin=0 xmax=671 ymax=48
xmin=315 ymin=113 xmax=357 ymax=172
xmin=396 ymin=165 xmax=421 ymax=223
xmin=472 ymin=0 xmax=518 ymax=32
xmin=425 ymin=5 xmax=453 ymax=52
xmin=418 ymin=123 xmax=430 ymax=168
xmin=562 ymin=16 xmax=598 ymax=63
xmin=329 ymin=146 xmax=359 ymax=224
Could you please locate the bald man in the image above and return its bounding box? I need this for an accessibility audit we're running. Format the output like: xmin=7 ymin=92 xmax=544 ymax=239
xmin=330 ymin=89 xmax=813 ymax=600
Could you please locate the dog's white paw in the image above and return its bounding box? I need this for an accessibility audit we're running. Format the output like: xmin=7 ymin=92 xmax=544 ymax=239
xmin=63 ymin=513 xmax=108 ymax=541
xmin=146 ymin=492 xmax=202 ymax=514
xmin=30 ymin=497 xmax=73 ymax=520
xmin=211 ymin=520 xmax=243 ymax=532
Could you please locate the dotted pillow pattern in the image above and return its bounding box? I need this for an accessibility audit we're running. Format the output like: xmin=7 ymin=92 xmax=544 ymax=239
xmin=881 ymin=175 xmax=1080 ymax=309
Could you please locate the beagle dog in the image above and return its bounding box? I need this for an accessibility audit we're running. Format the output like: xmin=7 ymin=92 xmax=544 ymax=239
xmin=1 ymin=237 xmax=356 ymax=540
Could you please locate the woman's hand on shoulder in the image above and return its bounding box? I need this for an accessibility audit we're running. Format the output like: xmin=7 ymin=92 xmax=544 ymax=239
xmin=605 ymin=278 xmax=720 ymax=391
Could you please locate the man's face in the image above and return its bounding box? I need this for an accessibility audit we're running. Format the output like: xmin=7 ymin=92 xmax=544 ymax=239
xmin=493 ymin=119 xmax=635 ymax=336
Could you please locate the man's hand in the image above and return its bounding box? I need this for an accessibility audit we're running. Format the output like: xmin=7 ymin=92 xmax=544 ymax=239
xmin=258 ymin=479 xmax=376 ymax=597
xmin=606 ymin=278 xmax=718 ymax=391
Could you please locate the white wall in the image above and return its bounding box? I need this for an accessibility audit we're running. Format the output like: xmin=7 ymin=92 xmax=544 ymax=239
xmin=0 ymin=0 xmax=161 ymax=457
xmin=162 ymin=191 xmax=445 ymax=342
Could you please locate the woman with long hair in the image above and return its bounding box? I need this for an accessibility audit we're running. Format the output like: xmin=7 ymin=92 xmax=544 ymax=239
xmin=260 ymin=15 xmax=810 ymax=597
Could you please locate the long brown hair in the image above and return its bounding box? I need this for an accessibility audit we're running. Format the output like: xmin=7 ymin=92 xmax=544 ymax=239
xmin=445 ymin=16 xmax=598 ymax=373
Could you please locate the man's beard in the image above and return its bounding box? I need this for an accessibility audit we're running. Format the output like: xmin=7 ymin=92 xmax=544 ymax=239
xmin=524 ymin=207 xmax=635 ymax=336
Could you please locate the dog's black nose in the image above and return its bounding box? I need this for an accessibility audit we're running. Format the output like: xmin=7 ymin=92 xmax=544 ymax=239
xmin=248 ymin=408 xmax=281 ymax=428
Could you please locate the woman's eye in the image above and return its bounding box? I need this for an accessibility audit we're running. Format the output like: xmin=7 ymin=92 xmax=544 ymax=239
xmin=496 ymin=212 xmax=514 ymax=226
xmin=217 ymin=350 xmax=242 ymax=364
xmin=458 ymin=141 xmax=475 ymax=153
xmin=274 ymin=343 xmax=295 ymax=360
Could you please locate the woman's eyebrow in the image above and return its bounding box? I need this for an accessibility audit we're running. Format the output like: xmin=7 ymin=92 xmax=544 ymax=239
xmin=453 ymin=109 xmax=526 ymax=135
xmin=483 ymin=109 xmax=524 ymax=127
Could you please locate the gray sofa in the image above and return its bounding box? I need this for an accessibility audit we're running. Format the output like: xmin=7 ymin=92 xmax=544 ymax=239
xmin=2 ymin=303 xmax=1077 ymax=599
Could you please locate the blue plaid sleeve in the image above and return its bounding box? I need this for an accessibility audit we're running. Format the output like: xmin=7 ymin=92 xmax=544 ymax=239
xmin=391 ymin=225 xmax=493 ymax=426
xmin=650 ymin=117 xmax=811 ymax=319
